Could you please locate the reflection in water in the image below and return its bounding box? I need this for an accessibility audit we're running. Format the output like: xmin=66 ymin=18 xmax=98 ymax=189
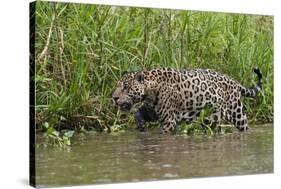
xmin=36 ymin=125 xmax=273 ymax=187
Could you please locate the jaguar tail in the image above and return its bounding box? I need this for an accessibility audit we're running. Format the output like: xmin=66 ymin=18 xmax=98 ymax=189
xmin=240 ymin=68 xmax=262 ymax=97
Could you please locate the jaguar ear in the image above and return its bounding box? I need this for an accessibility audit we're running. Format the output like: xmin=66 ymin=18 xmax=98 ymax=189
xmin=121 ymin=71 xmax=128 ymax=76
xmin=135 ymin=72 xmax=144 ymax=84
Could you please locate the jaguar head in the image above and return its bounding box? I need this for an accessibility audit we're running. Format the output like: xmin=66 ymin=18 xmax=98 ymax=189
xmin=112 ymin=71 xmax=146 ymax=112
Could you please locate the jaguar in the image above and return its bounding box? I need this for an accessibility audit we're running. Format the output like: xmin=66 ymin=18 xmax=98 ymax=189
xmin=112 ymin=68 xmax=262 ymax=133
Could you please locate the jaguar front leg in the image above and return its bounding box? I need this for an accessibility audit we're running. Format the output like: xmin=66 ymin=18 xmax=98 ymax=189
xmin=159 ymin=110 xmax=177 ymax=134
xmin=158 ymin=91 xmax=180 ymax=134
xmin=161 ymin=120 xmax=177 ymax=134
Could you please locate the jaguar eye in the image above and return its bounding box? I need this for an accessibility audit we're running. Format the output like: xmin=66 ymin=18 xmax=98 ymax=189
xmin=123 ymin=82 xmax=128 ymax=90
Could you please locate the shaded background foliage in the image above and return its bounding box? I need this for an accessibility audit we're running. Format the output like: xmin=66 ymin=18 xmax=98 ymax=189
xmin=34 ymin=1 xmax=273 ymax=135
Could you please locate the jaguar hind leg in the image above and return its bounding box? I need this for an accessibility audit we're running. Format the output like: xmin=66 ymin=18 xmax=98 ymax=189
xmin=202 ymin=108 xmax=222 ymax=130
xmin=184 ymin=110 xmax=201 ymax=124
xmin=231 ymin=101 xmax=249 ymax=131
xmin=224 ymin=100 xmax=249 ymax=131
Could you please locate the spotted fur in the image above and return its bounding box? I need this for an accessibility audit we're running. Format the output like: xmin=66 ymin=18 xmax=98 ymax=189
xmin=112 ymin=68 xmax=262 ymax=133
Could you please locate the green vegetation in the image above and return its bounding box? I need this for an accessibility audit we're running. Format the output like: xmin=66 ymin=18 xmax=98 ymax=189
xmin=33 ymin=1 xmax=273 ymax=145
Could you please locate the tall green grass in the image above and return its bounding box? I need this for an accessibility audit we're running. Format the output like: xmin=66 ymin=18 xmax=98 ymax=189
xmin=34 ymin=1 xmax=273 ymax=140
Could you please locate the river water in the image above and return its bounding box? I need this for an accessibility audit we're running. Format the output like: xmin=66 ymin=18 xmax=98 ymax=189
xmin=35 ymin=124 xmax=273 ymax=187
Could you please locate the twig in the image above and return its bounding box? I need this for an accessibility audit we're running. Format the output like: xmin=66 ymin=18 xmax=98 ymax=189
xmin=38 ymin=14 xmax=56 ymax=61
xmin=180 ymin=13 xmax=188 ymax=67
xmin=74 ymin=115 xmax=100 ymax=120
xmin=58 ymin=28 xmax=67 ymax=86
xmin=142 ymin=9 xmax=149 ymax=70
